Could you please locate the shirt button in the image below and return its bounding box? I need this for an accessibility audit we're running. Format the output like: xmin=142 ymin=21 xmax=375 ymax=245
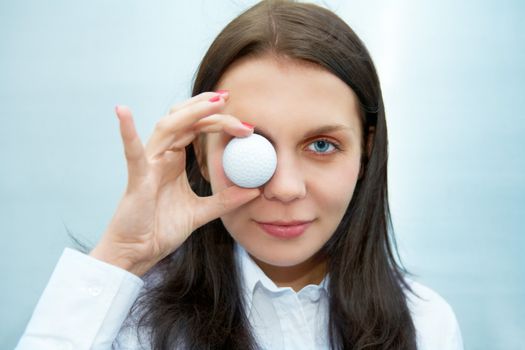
xmin=88 ymin=286 xmax=102 ymax=296
xmin=307 ymin=289 xmax=321 ymax=302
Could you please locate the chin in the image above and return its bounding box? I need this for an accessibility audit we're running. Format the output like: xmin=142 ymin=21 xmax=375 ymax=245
xmin=241 ymin=239 xmax=322 ymax=267
xmin=253 ymin=253 xmax=305 ymax=267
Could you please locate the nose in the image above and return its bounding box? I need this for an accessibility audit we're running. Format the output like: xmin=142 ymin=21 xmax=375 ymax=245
xmin=262 ymin=152 xmax=306 ymax=202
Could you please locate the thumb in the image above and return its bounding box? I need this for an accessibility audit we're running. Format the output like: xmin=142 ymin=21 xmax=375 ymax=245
xmin=194 ymin=186 xmax=261 ymax=228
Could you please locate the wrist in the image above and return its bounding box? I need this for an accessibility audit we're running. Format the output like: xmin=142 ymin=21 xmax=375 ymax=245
xmin=89 ymin=243 xmax=155 ymax=277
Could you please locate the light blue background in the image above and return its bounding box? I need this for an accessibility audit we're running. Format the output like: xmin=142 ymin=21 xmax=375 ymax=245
xmin=1 ymin=1 xmax=524 ymax=349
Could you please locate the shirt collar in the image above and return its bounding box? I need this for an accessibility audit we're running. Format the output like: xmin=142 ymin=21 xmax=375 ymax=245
xmin=234 ymin=242 xmax=329 ymax=311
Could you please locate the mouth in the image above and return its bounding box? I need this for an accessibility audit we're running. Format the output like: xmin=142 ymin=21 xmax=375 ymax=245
xmin=255 ymin=220 xmax=314 ymax=239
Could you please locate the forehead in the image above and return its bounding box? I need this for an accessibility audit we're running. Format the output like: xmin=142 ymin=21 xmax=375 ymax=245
xmin=216 ymin=55 xmax=362 ymax=137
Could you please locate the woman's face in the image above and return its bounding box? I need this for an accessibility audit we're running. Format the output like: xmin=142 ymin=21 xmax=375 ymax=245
xmin=201 ymin=55 xmax=363 ymax=271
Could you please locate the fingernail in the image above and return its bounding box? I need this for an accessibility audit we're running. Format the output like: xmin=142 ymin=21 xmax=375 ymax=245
xmin=241 ymin=121 xmax=254 ymax=129
xmin=216 ymin=89 xmax=229 ymax=95
xmin=208 ymin=95 xmax=221 ymax=102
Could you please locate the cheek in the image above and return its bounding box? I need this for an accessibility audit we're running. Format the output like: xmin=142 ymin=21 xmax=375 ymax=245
xmin=315 ymin=160 xmax=360 ymax=219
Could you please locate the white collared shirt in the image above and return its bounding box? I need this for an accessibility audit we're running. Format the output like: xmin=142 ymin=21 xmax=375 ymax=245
xmin=16 ymin=246 xmax=463 ymax=349
xmin=235 ymin=243 xmax=330 ymax=349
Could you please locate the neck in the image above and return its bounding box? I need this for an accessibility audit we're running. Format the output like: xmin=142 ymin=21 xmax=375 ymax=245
xmin=251 ymin=253 xmax=327 ymax=292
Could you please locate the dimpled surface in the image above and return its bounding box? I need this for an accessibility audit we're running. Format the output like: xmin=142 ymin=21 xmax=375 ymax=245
xmin=222 ymin=133 xmax=277 ymax=188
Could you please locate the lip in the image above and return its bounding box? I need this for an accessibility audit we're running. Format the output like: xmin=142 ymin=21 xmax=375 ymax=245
xmin=256 ymin=220 xmax=314 ymax=239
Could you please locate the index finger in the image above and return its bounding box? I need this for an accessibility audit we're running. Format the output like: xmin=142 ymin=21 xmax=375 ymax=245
xmin=145 ymin=94 xmax=227 ymax=158
xmin=168 ymin=91 xmax=229 ymax=115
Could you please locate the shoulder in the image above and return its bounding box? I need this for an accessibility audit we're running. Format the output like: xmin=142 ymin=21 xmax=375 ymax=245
xmin=404 ymin=278 xmax=455 ymax=321
xmin=403 ymin=278 xmax=464 ymax=350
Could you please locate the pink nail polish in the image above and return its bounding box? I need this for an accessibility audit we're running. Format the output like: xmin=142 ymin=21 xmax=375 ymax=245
xmin=241 ymin=121 xmax=254 ymax=129
xmin=208 ymin=95 xmax=221 ymax=102
xmin=216 ymin=89 xmax=229 ymax=95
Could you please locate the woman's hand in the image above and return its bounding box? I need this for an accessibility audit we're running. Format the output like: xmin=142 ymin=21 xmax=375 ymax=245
xmin=89 ymin=92 xmax=260 ymax=276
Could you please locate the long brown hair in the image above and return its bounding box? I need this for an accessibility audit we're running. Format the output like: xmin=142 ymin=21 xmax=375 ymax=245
xmin=133 ymin=1 xmax=417 ymax=349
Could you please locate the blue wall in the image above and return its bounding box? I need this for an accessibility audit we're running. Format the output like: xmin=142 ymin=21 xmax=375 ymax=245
xmin=1 ymin=1 xmax=523 ymax=349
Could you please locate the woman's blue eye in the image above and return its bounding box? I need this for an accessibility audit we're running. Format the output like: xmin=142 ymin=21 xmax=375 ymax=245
xmin=307 ymin=139 xmax=339 ymax=155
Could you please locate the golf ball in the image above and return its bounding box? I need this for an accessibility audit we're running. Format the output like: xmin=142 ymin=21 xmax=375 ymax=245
xmin=222 ymin=133 xmax=277 ymax=188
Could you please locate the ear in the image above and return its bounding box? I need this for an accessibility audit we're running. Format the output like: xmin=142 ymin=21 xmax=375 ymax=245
xmin=192 ymin=135 xmax=210 ymax=182
xmin=358 ymin=126 xmax=375 ymax=179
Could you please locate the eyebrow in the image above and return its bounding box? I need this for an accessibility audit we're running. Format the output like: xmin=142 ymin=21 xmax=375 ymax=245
xmin=253 ymin=124 xmax=354 ymax=144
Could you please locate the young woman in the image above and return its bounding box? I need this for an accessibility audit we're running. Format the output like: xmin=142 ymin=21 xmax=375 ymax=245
xmin=17 ymin=1 xmax=463 ymax=349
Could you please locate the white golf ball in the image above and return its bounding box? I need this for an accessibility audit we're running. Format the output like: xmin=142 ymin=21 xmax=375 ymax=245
xmin=222 ymin=133 xmax=277 ymax=188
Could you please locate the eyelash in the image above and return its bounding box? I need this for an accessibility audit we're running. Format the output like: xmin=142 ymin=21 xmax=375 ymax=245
xmin=306 ymin=138 xmax=342 ymax=156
